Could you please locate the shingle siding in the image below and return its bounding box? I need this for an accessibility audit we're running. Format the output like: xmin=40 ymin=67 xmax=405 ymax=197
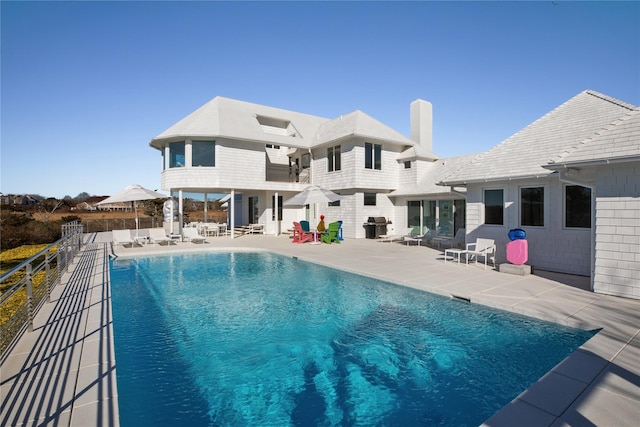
xmin=466 ymin=178 xmax=592 ymax=275
xmin=163 ymin=140 xmax=267 ymax=190
xmin=593 ymin=164 xmax=640 ymax=299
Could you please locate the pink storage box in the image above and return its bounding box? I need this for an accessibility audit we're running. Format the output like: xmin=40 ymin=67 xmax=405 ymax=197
xmin=506 ymin=239 xmax=528 ymax=265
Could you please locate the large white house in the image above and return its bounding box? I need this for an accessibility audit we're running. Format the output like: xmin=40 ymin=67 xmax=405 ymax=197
xmin=149 ymin=90 xmax=639 ymax=299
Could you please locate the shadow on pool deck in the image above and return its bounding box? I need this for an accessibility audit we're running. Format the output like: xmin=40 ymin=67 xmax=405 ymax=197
xmin=1 ymin=243 xmax=118 ymax=427
xmin=1 ymin=232 xmax=638 ymax=426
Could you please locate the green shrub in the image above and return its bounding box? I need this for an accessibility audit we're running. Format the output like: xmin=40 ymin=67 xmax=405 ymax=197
xmin=0 ymin=211 xmax=62 ymax=250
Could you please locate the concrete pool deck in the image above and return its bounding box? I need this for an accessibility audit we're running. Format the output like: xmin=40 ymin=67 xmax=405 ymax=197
xmin=1 ymin=232 xmax=639 ymax=426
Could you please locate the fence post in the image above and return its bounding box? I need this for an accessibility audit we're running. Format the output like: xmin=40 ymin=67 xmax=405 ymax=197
xmin=56 ymin=244 xmax=62 ymax=280
xmin=45 ymin=252 xmax=52 ymax=303
xmin=26 ymin=263 xmax=34 ymax=333
xmin=77 ymin=226 xmax=82 ymax=251
xmin=63 ymin=240 xmax=69 ymax=272
xmin=66 ymin=239 xmax=72 ymax=272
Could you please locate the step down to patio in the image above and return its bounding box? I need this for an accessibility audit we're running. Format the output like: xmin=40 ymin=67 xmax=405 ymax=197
xmin=499 ymin=263 xmax=532 ymax=276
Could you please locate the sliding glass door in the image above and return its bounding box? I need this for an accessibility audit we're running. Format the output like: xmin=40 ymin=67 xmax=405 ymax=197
xmin=407 ymin=199 xmax=465 ymax=238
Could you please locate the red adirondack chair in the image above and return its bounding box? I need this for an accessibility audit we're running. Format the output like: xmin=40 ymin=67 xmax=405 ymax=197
xmin=292 ymin=221 xmax=314 ymax=243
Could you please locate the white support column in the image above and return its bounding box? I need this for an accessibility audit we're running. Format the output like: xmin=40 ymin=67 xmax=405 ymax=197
xmin=204 ymin=193 xmax=208 ymax=223
xmin=178 ymin=190 xmax=184 ymax=235
xmin=169 ymin=190 xmax=174 ymax=235
xmin=230 ymin=189 xmax=235 ymax=239
xmin=275 ymin=192 xmax=279 ymax=236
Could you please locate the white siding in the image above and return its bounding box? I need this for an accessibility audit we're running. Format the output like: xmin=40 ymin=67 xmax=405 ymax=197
xmin=398 ymin=160 xmax=417 ymax=188
xmin=313 ymin=141 xmax=358 ymax=190
xmin=311 ymin=139 xmax=404 ymax=238
xmin=593 ymin=163 xmax=640 ymax=299
xmin=162 ymin=139 xmax=266 ymax=191
xmin=466 ymin=177 xmax=592 ymax=275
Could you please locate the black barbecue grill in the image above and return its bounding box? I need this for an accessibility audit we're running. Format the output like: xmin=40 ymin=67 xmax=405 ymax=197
xmin=363 ymin=217 xmax=387 ymax=239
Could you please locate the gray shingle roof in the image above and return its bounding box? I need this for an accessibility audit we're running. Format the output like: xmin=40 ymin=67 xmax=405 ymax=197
xmin=390 ymin=153 xmax=481 ymax=197
xmin=314 ymin=110 xmax=416 ymax=147
xmin=150 ymin=97 xmax=330 ymax=149
xmin=150 ymin=97 xmax=416 ymax=150
xmin=546 ymin=110 xmax=640 ymax=167
xmin=397 ymin=144 xmax=440 ymax=161
xmin=441 ymin=90 xmax=638 ymax=185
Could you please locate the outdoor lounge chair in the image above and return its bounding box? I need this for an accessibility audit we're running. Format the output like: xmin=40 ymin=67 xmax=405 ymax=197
xmin=433 ymin=228 xmax=466 ymax=249
xmin=247 ymin=223 xmax=264 ymax=234
xmin=321 ymin=222 xmax=340 ymax=244
xmin=292 ymin=222 xmax=314 ymax=243
xmin=112 ymin=229 xmax=137 ymax=248
xmin=182 ymin=227 xmax=206 ymax=244
xmin=463 ymin=238 xmax=496 ymax=269
xmin=404 ymin=229 xmax=438 ymax=246
xmin=149 ymin=228 xmax=174 ymax=245
xmin=377 ymin=227 xmax=413 ymax=243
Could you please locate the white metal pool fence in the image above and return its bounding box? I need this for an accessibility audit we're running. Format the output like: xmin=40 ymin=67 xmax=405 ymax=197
xmin=0 ymin=220 xmax=84 ymax=360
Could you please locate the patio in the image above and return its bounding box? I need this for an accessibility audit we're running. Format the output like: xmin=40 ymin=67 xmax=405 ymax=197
xmin=1 ymin=232 xmax=639 ymax=426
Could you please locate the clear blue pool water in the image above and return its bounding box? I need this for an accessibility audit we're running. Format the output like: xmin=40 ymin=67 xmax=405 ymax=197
xmin=110 ymin=252 xmax=595 ymax=426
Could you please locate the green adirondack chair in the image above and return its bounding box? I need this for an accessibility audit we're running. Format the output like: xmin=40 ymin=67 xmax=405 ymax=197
xmin=321 ymin=221 xmax=341 ymax=244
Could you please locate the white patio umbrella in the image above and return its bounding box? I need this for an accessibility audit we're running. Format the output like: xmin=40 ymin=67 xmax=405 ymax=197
xmin=283 ymin=185 xmax=342 ymax=207
xmin=96 ymin=184 xmax=168 ymax=237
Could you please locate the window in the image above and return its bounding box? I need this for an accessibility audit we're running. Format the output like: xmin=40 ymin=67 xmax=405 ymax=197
xmin=438 ymin=200 xmax=453 ymax=237
xmin=192 ymin=141 xmax=215 ymax=167
xmin=301 ymin=153 xmax=311 ymax=168
xmin=365 ymin=142 xmax=381 ymax=170
xmin=521 ymin=187 xmax=544 ymax=226
xmin=248 ymin=196 xmax=259 ymax=224
xmin=169 ymin=142 xmax=185 ymax=168
xmin=328 ymin=145 xmax=341 ymax=172
xmin=484 ymin=189 xmax=504 ymax=225
xmin=408 ymin=200 xmax=421 ymax=234
xmin=565 ymin=185 xmax=591 ymax=228
xmin=404 ymin=161 xmax=411 ymax=169
xmin=364 ymin=193 xmax=376 ymax=206
xmin=256 ymin=115 xmax=299 ymax=137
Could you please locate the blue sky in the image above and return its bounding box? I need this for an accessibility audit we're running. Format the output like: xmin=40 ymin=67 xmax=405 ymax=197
xmin=1 ymin=1 xmax=638 ymax=199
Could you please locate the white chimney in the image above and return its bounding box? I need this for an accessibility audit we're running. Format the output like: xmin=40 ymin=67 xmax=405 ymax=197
xmin=410 ymin=99 xmax=433 ymax=152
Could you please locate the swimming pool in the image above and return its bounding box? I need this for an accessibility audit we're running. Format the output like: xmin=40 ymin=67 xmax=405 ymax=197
xmin=110 ymin=252 xmax=595 ymax=426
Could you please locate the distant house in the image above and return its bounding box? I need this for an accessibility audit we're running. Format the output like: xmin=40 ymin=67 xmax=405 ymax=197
xmin=148 ymin=90 xmax=639 ymax=299
xmin=95 ymin=199 xmax=132 ymax=212
xmin=0 ymin=193 xmax=10 ymax=206
xmin=72 ymin=201 xmax=97 ymax=211
xmin=21 ymin=195 xmax=40 ymax=206
xmin=441 ymin=90 xmax=639 ymax=299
